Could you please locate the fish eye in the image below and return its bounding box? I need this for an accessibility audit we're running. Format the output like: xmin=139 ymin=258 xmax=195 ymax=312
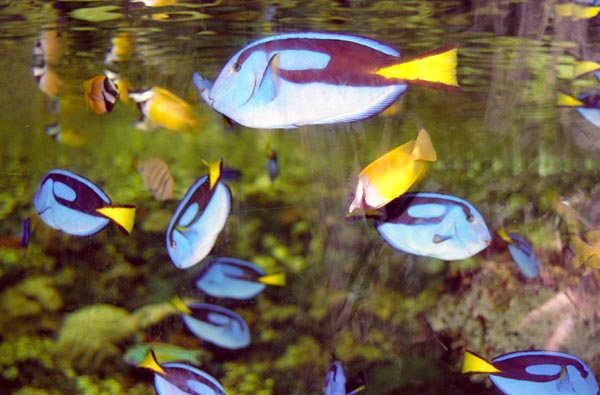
xmin=467 ymin=214 xmax=475 ymax=223
xmin=171 ymin=241 xmax=177 ymax=248
xmin=232 ymin=61 xmax=241 ymax=72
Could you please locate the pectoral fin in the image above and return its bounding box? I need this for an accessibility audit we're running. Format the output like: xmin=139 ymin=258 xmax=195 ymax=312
xmin=253 ymin=53 xmax=280 ymax=104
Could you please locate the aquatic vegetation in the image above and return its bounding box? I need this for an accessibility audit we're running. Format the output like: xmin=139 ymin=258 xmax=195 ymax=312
xmin=55 ymin=302 xmax=177 ymax=368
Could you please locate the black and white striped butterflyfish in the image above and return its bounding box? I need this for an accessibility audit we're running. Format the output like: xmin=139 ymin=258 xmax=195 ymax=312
xmin=33 ymin=169 xmax=135 ymax=236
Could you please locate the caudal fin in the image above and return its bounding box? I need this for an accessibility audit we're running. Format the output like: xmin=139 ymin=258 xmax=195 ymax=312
xmin=573 ymin=60 xmax=600 ymax=78
xmin=375 ymin=44 xmax=460 ymax=90
xmin=462 ymin=351 xmax=500 ymax=374
xmin=96 ymin=205 xmax=136 ymax=235
xmin=202 ymin=159 xmax=223 ymax=190
xmin=138 ymin=350 xmax=166 ymax=375
xmin=411 ymin=128 xmax=437 ymax=162
xmin=556 ymin=92 xmax=585 ymax=107
xmin=258 ymin=272 xmax=286 ymax=286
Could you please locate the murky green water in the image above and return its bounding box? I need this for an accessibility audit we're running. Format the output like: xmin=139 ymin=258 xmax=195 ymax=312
xmin=1 ymin=1 xmax=600 ymax=394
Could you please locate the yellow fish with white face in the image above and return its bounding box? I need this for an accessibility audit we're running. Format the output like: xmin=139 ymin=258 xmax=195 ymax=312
xmin=129 ymin=86 xmax=199 ymax=133
xmin=348 ymin=128 xmax=436 ymax=213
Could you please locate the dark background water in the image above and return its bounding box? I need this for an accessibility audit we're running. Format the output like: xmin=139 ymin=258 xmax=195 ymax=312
xmin=1 ymin=1 xmax=600 ymax=395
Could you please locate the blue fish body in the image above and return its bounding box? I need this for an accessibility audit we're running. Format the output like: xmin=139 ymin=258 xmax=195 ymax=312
xmin=194 ymin=32 xmax=457 ymax=129
xmin=466 ymin=350 xmax=599 ymax=395
xmin=505 ymin=233 xmax=541 ymax=278
xmin=573 ymin=91 xmax=600 ymax=127
xmin=374 ymin=192 xmax=491 ymax=260
xmin=195 ymin=257 xmax=267 ymax=299
xmin=325 ymin=361 xmax=347 ymax=395
xmin=153 ymin=362 xmax=226 ymax=395
xmin=33 ymin=169 xmax=112 ymax=236
xmin=181 ymin=303 xmax=250 ymax=350
xmin=166 ymin=175 xmax=231 ymax=269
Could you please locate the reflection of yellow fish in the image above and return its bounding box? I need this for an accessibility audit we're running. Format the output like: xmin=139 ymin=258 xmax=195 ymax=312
xmin=571 ymin=230 xmax=600 ymax=269
xmin=555 ymin=3 xmax=600 ymax=20
xmin=348 ymin=128 xmax=436 ymax=213
xmin=129 ymin=87 xmax=200 ymax=133
xmin=83 ymin=74 xmax=119 ymax=114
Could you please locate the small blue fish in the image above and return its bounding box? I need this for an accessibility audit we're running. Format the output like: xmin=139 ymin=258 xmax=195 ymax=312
xmin=325 ymin=361 xmax=364 ymax=395
xmin=138 ymin=350 xmax=226 ymax=395
xmin=166 ymin=160 xmax=231 ymax=269
xmin=21 ymin=217 xmax=31 ymax=248
xmin=195 ymin=257 xmax=286 ymax=299
xmin=265 ymin=144 xmax=279 ymax=183
xmin=463 ymin=350 xmax=599 ymax=395
xmin=374 ymin=192 xmax=491 ymax=260
xmin=497 ymin=228 xmax=541 ymax=278
xmin=171 ymin=298 xmax=250 ymax=350
xmin=193 ymin=32 xmax=459 ymax=129
xmin=33 ymin=169 xmax=136 ymax=236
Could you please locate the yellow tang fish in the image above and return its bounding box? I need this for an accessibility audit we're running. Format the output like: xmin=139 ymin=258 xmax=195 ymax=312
xmin=129 ymin=86 xmax=199 ymax=133
xmin=348 ymin=128 xmax=436 ymax=213
xmin=571 ymin=230 xmax=600 ymax=269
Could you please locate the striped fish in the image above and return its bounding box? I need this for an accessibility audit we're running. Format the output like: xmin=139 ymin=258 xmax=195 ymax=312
xmin=138 ymin=157 xmax=174 ymax=201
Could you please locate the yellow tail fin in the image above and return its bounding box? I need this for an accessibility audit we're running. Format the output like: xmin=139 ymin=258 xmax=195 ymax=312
xmin=556 ymin=92 xmax=584 ymax=107
xmin=462 ymin=351 xmax=501 ymax=374
xmin=169 ymin=296 xmax=193 ymax=315
xmin=96 ymin=205 xmax=136 ymax=235
xmin=138 ymin=350 xmax=166 ymax=375
xmin=375 ymin=44 xmax=459 ymax=90
xmin=573 ymin=60 xmax=600 ymax=78
xmin=411 ymin=128 xmax=437 ymax=162
xmin=497 ymin=227 xmax=512 ymax=243
xmin=202 ymin=159 xmax=223 ymax=190
xmin=258 ymin=272 xmax=286 ymax=286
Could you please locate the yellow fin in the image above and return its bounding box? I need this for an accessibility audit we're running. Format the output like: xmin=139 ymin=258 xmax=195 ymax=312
xmin=169 ymin=296 xmax=192 ymax=315
xmin=462 ymin=351 xmax=501 ymax=374
xmin=497 ymin=227 xmax=512 ymax=243
xmin=411 ymin=129 xmax=437 ymax=162
xmin=375 ymin=44 xmax=459 ymax=89
xmin=571 ymin=236 xmax=594 ymax=268
xmin=573 ymin=60 xmax=600 ymax=78
xmin=574 ymin=4 xmax=600 ymax=19
xmin=556 ymin=92 xmax=584 ymax=107
xmin=258 ymin=272 xmax=286 ymax=286
xmin=202 ymin=159 xmax=223 ymax=190
xmin=138 ymin=350 xmax=166 ymax=375
xmin=96 ymin=205 xmax=136 ymax=235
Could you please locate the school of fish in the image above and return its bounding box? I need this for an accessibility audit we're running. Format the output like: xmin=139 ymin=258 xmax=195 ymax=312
xmin=27 ymin=24 xmax=600 ymax=395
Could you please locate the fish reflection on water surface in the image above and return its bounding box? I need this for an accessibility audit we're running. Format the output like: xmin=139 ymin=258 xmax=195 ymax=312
xmin=194 ymin=32 xmax=459 ymax=128
xmin=374 ymin=192 xmax=491 ymax=260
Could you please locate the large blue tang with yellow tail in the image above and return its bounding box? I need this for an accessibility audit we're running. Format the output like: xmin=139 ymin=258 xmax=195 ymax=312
xmin=497 ymin=228 xmax=541 ymax=278
xmin=195 ymin=257 xmax=286 ymax=299
xmin=193 ymin=32 xmax=459 ymax=129
xmin=462 ymin=350 xmax=599 ymax=395
xmin=171 ymin=297 xmax=250 ymax=350
xmin=138 ymin=350 xmax=226 ymax=395
xmin=33 ymin=169 xmax=135 ymax=236
xmin=374 ymin=192 xmax=490 ymax=260
xmin=167 ymin=160 xmax=231 ymax=269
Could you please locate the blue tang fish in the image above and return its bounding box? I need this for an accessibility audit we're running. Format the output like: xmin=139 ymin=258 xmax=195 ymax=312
xmin=195 ymin=257 xmax=286 ymax=299
xmin=171 ymin=297 xmax=250 ymax=350
xmin=374 ymin=192 xmax=491 ymax=260
xmin=167 ymin=160 xmax=231 ymax=269
xmin=138 ymin=350 xmax=226 ymax=395
xmin=557 ymin=91 xmax=600 ymax=128
xmin=462 ymin=350 xmax=600 ymax=395
xmin=324 ymin=361 xmax=364 ymax=395
xmin=193 ymin=32 xmax=459 ymax=129
xmin=497 ymin=228 xmax=541 ymax=279
xmin=33 ymin=169 xmax=136 ymax=236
